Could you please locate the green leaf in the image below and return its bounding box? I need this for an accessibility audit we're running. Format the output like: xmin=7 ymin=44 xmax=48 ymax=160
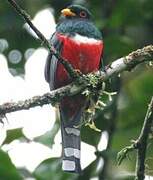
xmin=0 ymin=150 xmax=21 ymax=180
xmin=34 ymin=120 xmax=60 ymax=148
xmin=3 ymin=128 xmax=26 ymax=145
xmin=78 ymin=159 xmax=99 ymax=179
xmin=81 ymin=125 xmax=101 ymax=146
xmin=33 ymin=158 xmax=77 ymax=180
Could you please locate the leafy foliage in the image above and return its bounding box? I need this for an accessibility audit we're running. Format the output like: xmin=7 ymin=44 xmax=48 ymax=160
xmin=0 ymin=150 xmax=21 ymax=180
xmin=3 ymin=128 xmax=26 ymax=145
xmin=33 ymin=158 xmax=78 ymax=180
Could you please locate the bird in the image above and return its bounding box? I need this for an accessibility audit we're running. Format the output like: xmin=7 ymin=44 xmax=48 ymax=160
xmin=44 ymin=4 xmax=104 ymax=173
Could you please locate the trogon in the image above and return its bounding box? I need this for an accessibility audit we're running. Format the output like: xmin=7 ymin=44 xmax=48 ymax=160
xmin=45 ymin=5 xmax=104 ymax=173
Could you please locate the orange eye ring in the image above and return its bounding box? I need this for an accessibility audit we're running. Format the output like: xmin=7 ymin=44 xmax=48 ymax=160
xmin=80 ymin=11 xmax=87 ymax=18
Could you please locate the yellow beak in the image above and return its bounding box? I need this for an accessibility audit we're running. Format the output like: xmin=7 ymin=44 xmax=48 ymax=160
xmin=61 ymin=8 xmax=76 ymax=17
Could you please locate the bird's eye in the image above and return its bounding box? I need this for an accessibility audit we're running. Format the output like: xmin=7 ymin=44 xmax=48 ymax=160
xmin=79 ymin=11 xmax=87 ymax=18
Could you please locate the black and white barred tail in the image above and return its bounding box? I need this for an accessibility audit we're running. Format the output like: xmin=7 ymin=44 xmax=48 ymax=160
xmin=60 ymin=108 xmax=82 ymax=173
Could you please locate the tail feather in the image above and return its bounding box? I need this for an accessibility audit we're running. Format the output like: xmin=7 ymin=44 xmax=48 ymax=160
xmin=60 ymin=103 xmax=82 ymax=173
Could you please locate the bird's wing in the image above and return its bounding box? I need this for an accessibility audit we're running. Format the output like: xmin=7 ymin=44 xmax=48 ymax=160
xmin=44 ymin=33 xmax=63 ymax=90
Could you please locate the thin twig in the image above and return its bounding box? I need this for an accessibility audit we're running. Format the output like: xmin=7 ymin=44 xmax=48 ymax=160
xmin=135 ymin=97 xmax=153 ymax=180
xmin=117 ymin=143 xmax=137 ymax=165
xmin=7 ymin=0 xmax=79 ymax=79
xmin=117 ymin=97 xmax=153 ymax=180
xmin=0 ymin=45 xmax=153 ymax=118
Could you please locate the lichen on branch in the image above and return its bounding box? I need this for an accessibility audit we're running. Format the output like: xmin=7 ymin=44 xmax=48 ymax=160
xmin=0 ymin=45 xmax=153 ymax=118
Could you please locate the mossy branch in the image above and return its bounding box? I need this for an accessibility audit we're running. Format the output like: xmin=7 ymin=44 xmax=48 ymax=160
xmin=0 ymin=45 xmax=153 ymax=120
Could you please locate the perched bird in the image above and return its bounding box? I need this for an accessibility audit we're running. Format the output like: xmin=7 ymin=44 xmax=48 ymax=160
xmin=45 ymin=5 xmax=104 ymax=173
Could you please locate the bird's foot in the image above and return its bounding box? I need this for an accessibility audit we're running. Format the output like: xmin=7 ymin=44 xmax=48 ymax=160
xmin=104 ymin=63 xmax=113 ymax=71
xmin=75 ymin=69 xmax=83 ymax=76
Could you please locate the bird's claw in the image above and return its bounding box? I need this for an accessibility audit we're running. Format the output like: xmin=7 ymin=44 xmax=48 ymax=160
xmin=75 ymin=69 xmax=83 ymax=76
xmin=104 ymin=63 xmax=113 ymax=71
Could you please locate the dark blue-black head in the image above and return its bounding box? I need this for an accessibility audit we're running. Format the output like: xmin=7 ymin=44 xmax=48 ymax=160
xmin=60 ymin=5 xmax=92 ymax=20
xmin=57 ymin=4 xmax=102 ymax=40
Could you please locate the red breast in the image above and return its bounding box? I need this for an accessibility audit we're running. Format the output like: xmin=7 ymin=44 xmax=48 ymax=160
xmin=55 ymin=33 xmax=104 ymax=88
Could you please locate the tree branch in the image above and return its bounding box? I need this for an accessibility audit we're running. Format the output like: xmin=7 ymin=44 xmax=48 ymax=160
xmin=135 ymin=97 xmax=153 ymax=180
xmin=0 ymin=82 xmax=84 ymax=118
xmin=0 ymin=45 xmax=153 ymax=119
xmin=117 ymin=97 xmax=153 ymax=180
xmin=7 ymin=0 xmax=79 ymax=79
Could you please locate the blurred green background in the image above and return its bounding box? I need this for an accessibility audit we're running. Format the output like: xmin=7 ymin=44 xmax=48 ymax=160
xmin=0 ymin=0 xmax=153 ymax=179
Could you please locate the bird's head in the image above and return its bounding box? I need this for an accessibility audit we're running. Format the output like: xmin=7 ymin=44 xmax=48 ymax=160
xmin=60 ymin=5 xmax=92 ymax=20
